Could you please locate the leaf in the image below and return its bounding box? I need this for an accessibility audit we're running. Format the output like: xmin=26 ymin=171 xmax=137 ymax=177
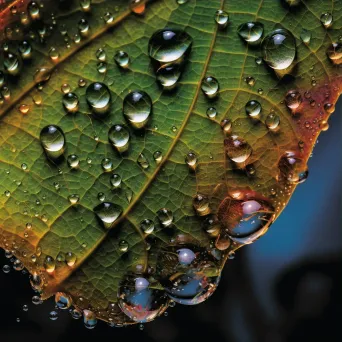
xmin=0 ymin=0 xmax=341 ymax=326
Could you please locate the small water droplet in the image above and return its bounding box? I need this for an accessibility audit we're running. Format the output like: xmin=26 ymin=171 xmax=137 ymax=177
xmin=101 ymin=158 xmax=113 ymax=172
xmin=320 ymin=12 xmax=333 ymax=28
xmin=68 ymin=194 xmax=80 ymax=205
xmin=80 ymin=0 xmax=91 ymax=12
xmin=137 ymin=153 xmax=150 ymax=169
xmin=18 ymin=40 xmax=32 ymax=59
xmin=67 ymin=154 xmax=80 ymax=168
xmin=114 ymin=51 xmax=130 ymax=68
xmin=28 ymin=1 xmax=40 ymax=19
xmin=55 ymin=292 xmax=72 ymax=310
xmin=61 ymin=83 xmax=71 ymax=94
xmin=34 ymin=67 xmax=51 ymax=84
xmin=324 ymin=103 xmax=335 ymax=114
xmin=83 ymin=310 xmax=97 ymax=329
xmin=266 ymin=113 xmax=280 ymax=130
xmin=78 ymin=79 xmax=87 ymax=87
xmin=326 ymin=42 xmax=342 ymax=65
xmin=2 ymin=265 xmax=10 ymax=273
xmin=237 ymin=22 xmax=264 ymax=42
xmin=108 ymin=124 xmax=130 ymax=153
xmin=40 ymin=125 xmax=65 ymax=160
xmin=96 ymin=49 xmax=106 ymax=62
xmin=97 ymin=62 xmax=107 ymax=74
xmin=78 ymin=18 xmax=89 ymax=34
xmin=103 ymin=12 xmax=114 ymax=24
xmin=157 ymin=208 xmax=173 ymax=227
xmin=110 ymin=174 xmax=122 ymax=189
xmin=220 ymin=118 xmax=232 ymax=133
xmin=214 ymin=10 xmax=229 ymax=29
xmin=153 ymin=151 xmax=163 ymax=164
xmin=98 ymin=192 xmax=105 ymax=202
xmin=4 ymin=52 xmax=20 ymax=75
xmin=44 ymin=256 xmax=55 ymax=273
xmin=94 ymin=202 xmax=123 ymax=229
xmin=140 ymin=219 xmax=154 ymax=234
xmin=86 ymin=82 xmax=111 ymax=116
xmin=185 ymin=152 xmax=197 ymax=170
xmin=224 ymin=135 xmax=252 ymax=163
xmin=63 ymin=92 xmax=79 ymax=113
xmin=19 ymin=104 xmax=30 ymax=114
xmin=193 ymin=194 xmax=210 ymax=216
xmin=300 ymin=28 xmax=311 ymax=45
xmin=206 ymin=107 xmax=217 ymax=119
xmin=201 ymin=76 xmax=219 ymax=98
xmin=119 ymin=240 xmax=129 ymax=252
xmin=65 ymin=252 xmax=77 ymax=266
xmin=156 ymin=63 xmax=180 ymax=88
xmin=245 ymin=76 xmax=255 ymax=86
xmin=49 ymin=311 xmax=59 ymax=321
xmin=278 ymin=152 xmax=308 ymax=184
xmin=245 ymin=100 xmax=261 ymax=117
xmin=285 ymin=89 xmax=302 ymax=111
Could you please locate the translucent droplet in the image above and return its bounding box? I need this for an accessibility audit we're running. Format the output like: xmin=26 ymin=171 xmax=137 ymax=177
xmin=61 ymin=83 xmax=71 ymax=94
xmin=18 ymin=40 xmax=32 ymax=59
xmin=319 ymin=120 xmax=329 ymax=131
xmin=300 ymin=28 xmax=311 ymax=45
xmin=218 ymin=195 xmax=275 ymax=244
xmin=2 ymin=265 xmax=11 ymax=273
xmin=261 ymin=29 xmax=296 ymax=70
xmin=220 ymin=118 xmax=232 ymax=133
xmin=245 ymin=100 xmax=261 ymax=117
xmin=137 ymin=153 xmax=149 ymax=169
xmin=65 ymin=252 xmax=77 ymax=266
xmin=148 ymin=29 xmax=192 ymax=63
xmin=193 ymin=194 xmax=210 ymax=216
xmin=101 ymin=158 xmax=113 ymax=172
xmin=140 ymin=219 xmax=154 ymax=234
xmin=27 ymin=1 xmax=40 ymax=19
xmin=94 ymin=202 xmax=123 ymax=229
xmin=32 ymin=295 xmax=43 ymax=305
xmin=324 ymin=103 xmax=335 ymax=114
xmin=63 ymin=92 xmax=79 ymax=113
xmin=119 ymin=240 xmax=129 ymax=252
xmin=83 ymin=310 xmax=97 ymax=329
xmin=176 ymin=0 xmax=188 ymax=4
xmin=278 ymin=152 xmax=308 ymax=184
xmin=108 ymin=124 xmax=130 ymax=153
xmin=96 ymin=49 xmax=106 ymax=61
xmin=114 ymin=51 xmax=130 ymax=68
xmin=71 ymin=308 xmax=82 ymax=319
xmin=156 ymin=63 xmax=181 ymax=88
xmin=237 ymin=22 xmax=264 ymax=42
xmin=22 ymin=304 xmax=28 ymax=312
xmin=266 ymin=113 xmax=280 ymax=130
xmin=19 ymin=104 xmax=30 ymax=114
xmin=56 ymin=252 xmax=65 ymax=262
xmin=110 ymin=174 xmax=122 ymax=189
xmin=98 ymin=192 xmax=105 ymax=202
xmin=78 ymin=79 xmax=87 ymax=87
xmin=13 ymin=259 xmax=24 ymax=271
xmin=326 ymin=42 xmax=342 ymax=65
xmin=320 ymin=12 xmax=333 ymax=28
xmin=103 ymin=12 xmax=114 ymax=24
xmin=80 ymin=0 xmax=91 ymax=12
xmin=285 ymin=89 xmax=302 ymax=110
xmin=0 ymin=71 xmax=5 ymax=87
xmin=157 ymin=208 xmax=173 ymax=227
xmin=78 ymin=18 xmax=89 ymax=34
xmin=130 ymin=0 xmax=146 ymax=15
xmin=86 ymin=82 xmax=111 ymax=116
xmin=214 ymin=10 xmax=229 ymax=29
xmin=185 ymin=152 xmax=197 ymax=170
xmin=68 ymin=194 xmax=80 ymax=205
xmin=97 ymin=62 xmax=107 ymax=74
xmin=224 ymin=135 xmax=252 ymax=163
xmin=55 ymin=292 xmax=72 ymax=310
xmin=34 ymin=67 xmax=51 ymax=84
xmin=67 ymin=154 xmax=80 ymax=168
xmin=123 ymin=91 xmax=152 ymax=129
xmin=202 ymin=215 xmax=221 ymax=236
xmin=153 ymin=151 xmax=163 ymax=164
xmin=4 ymin=52 xmax=20 ymax=75
xmin=206 ymin=107 xmax=217 ymax=119
xmin=201 ymin=76 xmax=219 ymax=98
xmin=40 ymin=125 xmax=66 ymax=160
xmin=44 ymin=256 xmax=56 ymax=273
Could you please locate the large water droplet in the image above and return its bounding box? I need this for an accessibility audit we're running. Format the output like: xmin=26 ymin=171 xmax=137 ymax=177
xmin=123 ymin=91 xmax=152 ymax=129
xmin=278 ymin=151 xmax=308 ymax=184
xmin=156 ymin=63 xmax=181 ymax=88
xmin=148 ymin=29 xmax=192 ymax=63
xmin=86 ymin=82 xmax=111 ymax=116
xmin=201 ymin=76 xmax=219 ymax=98
xmin=40 ymin=125 xmax=66 ymax=160
xmin=193 ymin=194 xmax=210 ymax=216
xmin=224 ymin=135 xmax=252 ymax=164
xmin=94 ymin=202 xmax=123 ymax=229
xmin=237 ymin=22 xmax=264 ymax=43
xmin=320 ymin=12 xmax=333 ymax=28
xmin=245 ymin=100 xmax=261 ymax=117
xmin=261 ymin=29 xmax=296 ymax=70
xmin=218 ymin=195 xmax=275 ymax=244
xmin=108 ymin=124 xmax=130 ymax=153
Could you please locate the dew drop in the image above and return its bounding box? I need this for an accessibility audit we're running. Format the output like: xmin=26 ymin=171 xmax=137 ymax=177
xmin=67 ymin=154 xmax=80 ymax=168
xmin=18 ymin=41 xmax=32 ymax=59
xmin=245 ymin=76 xmax=255 ymax=86
xmin=300 ymin=29 xmax=311 ymax=45
xmin=119 ymin=240 xmax=129 ymax=252
xmin=65 ymin=252 xmax=77 ymax=266
xmin=19 ymin=104 xmax=30 ymax=114
xmin=201 ymin=76 xmax=219 ymax=98
xmin=34 ymin=67 xmax=51 ymax=84
xmin=40 ymin=125 xmax=66 ymax=160
xmin=278 ymin=152 xmax=308 ymax=184
xmin=326 ymin=42 xmax=342 ymax=65
xmin=108 ymin=124 xmax=130 ymax=153
xmin=206 ymin=107 xmax=217 ymax=119
xmin=319 ymin=120 xmax=329 ymax=131
xmin=193 ymin=194 xmax=210 ymax=216
xmin=110 ymin=173 xmax=122 ymax=189
xmin=71 ymin=308 xmax=82 ymax=319
xmin=224 ymin=135 xmax=252 ymax=164
xmin=2 ymin=265 xmax=10 ymax=273
xmin=285 ymin=89 xmax=302 ymax=110
xmin=78 ymin=18 xmax=89 ymax=34
xmin=137 ymin=153 xmax=149 ymax=169
xmin=101 ymin=158 xmax=113 ymax=172
xmin=4 ymin=52 xmax=20 ymax=75
xmin=157 ymin=208 xmax=173 ymax=227
xmin=214 ymin=10 xmax=229 ymax=29
xmin=103 ymin=12 xmax=114 ymax=24
xmin=245 ymin=100 xmax=261 ymax=117
xmin=27 ymin=1 xmax=40 ymax=19
xmin=265 ymin=113 xmax=280 ymax=130
xmin=237 ymin=22 xmax=264 ymax=42
xmin=68 ymin=194 xmax=80 ymax=205
xmin=96 ymin=48 xmax=106 ymax=61
xmin=202 ymin=215 xmax=221 ymax=237
xmin=220 ymin=118 xmax=232 ymax=133
xmin=261 ymin=29 xmax=296 ymax=70
xmin=140 ymin=219 xmax=154 ymax=234
xmin=156 ymin=63 xmax=181 ymax=88
xmin=185 ymin=152 xmax=197 ymax=170
xmin=320 ymin=12 xmax=333 ymax=28
xmin=63 ymin=92 xmax=79 ymax=113
xmin=130 ymin=0 xmax=145 ymax=15
xmin=153 ymin=151 xmax=163 ymax=164
xmin=44 ymin=256 xmax=55 ymax=273
xmin=114 ymin=51 xmax=130 ymax=68
xmin=78 ymin=79 xmax=87 ymax=87
xmin=49 ymin=311 xmax=58 ymax=321
xmin=98 ymin=192 xmax=105 ymax=202
xmin=94 ymin=202 xmax=123 ymax=229
xmin=83 ymin=310 xmax=97 ymax=329
xmin=324 ymin=103 xmax=335 ymax=114
xmin=80 ymin=0 xmax=91 ymax=12
xmin=86 ymin=82 xmax=111 ymax=116
xmin=55 ymin=292 xmax=72 ymax=310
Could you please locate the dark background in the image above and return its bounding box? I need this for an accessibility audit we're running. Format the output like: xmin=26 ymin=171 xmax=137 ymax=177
xmin=1 ymin=99 xmax=341 ymax=342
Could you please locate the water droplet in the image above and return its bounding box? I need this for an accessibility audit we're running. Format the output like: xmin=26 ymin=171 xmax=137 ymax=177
xmin=28 ymin=1 xmax=40 ymax=19
xmin=80 ymin=0 xmax=91 ymax=12
xmin=261 ymin=29 xmax=296 ymax=70
xmin=324 ymin=103 xmax=335 ymax=114
xmin=101 ymin=12 xmax=113 ymax=24
xmin=13 ymin=259 xmax=24 ymax=271
xmin=55 ymin=292 xmax=72 ymax=310
xmin=123 ymin=91 xmax=152 ymax=129
xmin=63 ymin=92 xmax=79 ymax=113
xmin=130 ymin=0 xmax=146 ymax=15
xmin=245 ymin=76 xmax=255 ymax=86
xmin=0 ymin=71 xmax=5 ymax=87
xmin=237 ymin=22 xmax=264 ymax=42
xmin=83 ymin=310 xmax=97 ymax=329
xmin=218 ymin=195 xmax=275 ymax=244
xmin=108 ymin=124 xmax=130 ymax=153
xmin=119 ymin=240 xmax=129 ymax=252
xmin=140 ymin=219 xmax=154 ymax=234
xmin=148 ymin=29 xmax=192 ymax=63
xmin=153 ymin=151 xmax=163 ymax=164
xmin=278 ymin=152 xmax=308 ymax=184
xmin=156 ymin=63 xmax=181 ymax=88
xmin=40 ymin=125 xmax=66 ymax=160
xmin=97 ymin=62 xmax=107 ymax=74
xmin=220 ymin=118 xmax=232 ymax=133
xmin=65 ymin=252 xmax=77 ymax=266
xmin=245 ymin=100 xmax=261 ymax=117
xmin=68 ymin=194 xmax=80 ymax=205
xmin=185 ymin=152 xmax=197 ymax=170
xmin=224 ymin=135 xmax=252 ymax=163
xmin=2 ymin=265 xmax=10 ymax=273
xmin=98 ymin=192 xmax=105 ymax=202
xmin=320 ymin=12 xmax=333 ymax=28
xmin=22 ymin=304 xmax=28 ymax=312
xmin=78 ymin=79 xmax=87 ymax=87
xmin=49 ymin=310 xmax=59 ymax=321
xmin=157 ymin=208 xmax=173 ymax=227
xmin=78 ymin=18 xmax=89 ymax=34
xmin=86 ymin=82 xmax=111 ymax=116
xmin=193 ymin=194 xmax=210 ymax=216
xmin=202 ymin=215 xmax=221 ymax=236
xmin=265 ymin=113 xmax=280 ymax=130
xmin=34 ymin=67 xmax=51 ymax=84
xmin=114 ymin=51 xmax=130 ymax=68
xmin=61 ymin=83 xmax=71 ymax=94
xmin=285 ymin=89 xmax=302 ymax=111
xmin=110 ymin=174 xmax=122 ymax=189
xmin=18 ymin=41 xmax=32 ymax=59
xmin=19 ymin=104 xmax=30 ymax=114
xmin=214 ymin=10 xmax=229 ymax=29
xmin=300 ymin=28 xmax=311 ymax=45
xmin=177 ymin=0 xmax=188 ymax=4
xmin=137 ymin=153 xmax=149 ymax=169
xmin=201 ymin=76 xmax=219 ymax=98
xmin=57 ymin=252 xmax=65 ymax=262
xmin=206 ymin=107 xmax=217 ymax=119
xmin=4 ymin=52 xmax=20 ymax=75
xmin=326 ymin=42 xmax=342 ymax=65
xmin=71 ymin=308 xmax=82 ymax=319
xmin=319 ymin=120 xmax=329 ymax=131
xmin=67 ymin=154 xmax=80 ymax=168
xmin=94 ymin=202 xmax=123 ymax=229
xmin=32 ymin=295 xmax=43 ymax=305
xmin=101 ymin=158 xmax=113 ymax=172
xmin=4 ymin=190 xmax=10 ymax=197
xmin=44 ymin=256 xmax=56 ymax=273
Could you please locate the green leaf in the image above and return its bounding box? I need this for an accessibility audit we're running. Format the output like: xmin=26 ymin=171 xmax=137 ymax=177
xmin=0 ymin=0 xmax=341 ymax=326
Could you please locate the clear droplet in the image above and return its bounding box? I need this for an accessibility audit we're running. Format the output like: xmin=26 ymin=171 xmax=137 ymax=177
xmin=224 ymin=135 xmax=252 ymax=163
xmin=285 ymin=89 xmax=302 ymax=110
xmin=78 ymin=79 xmax=87 ymax=87
xmin=119 ymin=240 xmax=129 ymax=252
xmin=103 ymin=12 xmax=114 ymax=24
xmin=261 ymin=29 xmax=296 ymax=70
xmin=63 ymin=92 xmax=79 ymax=113
xmin=206 ymin=107 xmax=217 ymax=119
xmin=80 ymin=0 xmax=91 ymax=12
xmin=201 ymin=76 xmax=219 ymax=98
xmin=157 ymin=208 xmax=173 ymax=227
xmin=78 ymin=18 xmax=89 ymax=34
xmin=40 ymin=125 xmax=66 ymax=160
xmin=300 ymin=28 xmax=311 ymax=45
xmin=34 ymin=67 xmax=51 ymax=84
xmin=110 ymin=174 xmax=122 ymax=189
xmin=123 ymin=91 xmax=152 ymax=129
xmin=185 ymin=152 xmax=197 ymax=170
xmin=220 ymin=118 xmax=232 ymax=133
xmin=278 ymin=151 xmax=308 ymax=184
xmin=65 ymin=252 xmax=77 ymax=266
xmin=245 ymin=100 xmax=261 ymax=117
xmin=237 ymin=22 xmax=264 ymax=42
xmin=94 ymin=202 xmax=123 ymax=229
xmin=28 ymin=1 xmax=40 ymax=19
xmin=153 ymin=151 xmax=163 ymax=164
xmin=98 ymin=192 xmax=105 ymax=202
xmin=101 ymin=158 xmax=113 ymax=172
xmin=140 ymin=219 xmax=154 ymax=234
xmin=320 ymin=12 xmax=333 ymax=28
xmin=114 ymin=51 xmax=130 ymax=68
xmin=2 ymin=265 xmax=11 ymax=273
xmin=214 ymin=10 xmax=229 ymax=29
xmin=148 ymin=29 xmax=192 ymax=63
xmin=193 ymin=194 xmax=210 ymax=216
xmin=156 ymin=63 xmax=181 ymax=88
xmin=71 ymin=308 xmax=82 ymax=319
xmin=19 ymin=104 xmax=30 ymax=114
xmin=4 ymin=52 xmax=20 ymax=75
xmin=49 ymin=311 xmax=59 ymax=321
xmin=83 ymin=310 xmax=97 ymax=329
xmin=130 ymin=0 xmax=146 ymax=15
xmin=137 ymin=153 xmax=150 ymax=169
xmin=18 ymin=40 xmax=32 ymax=59
xmin=108 ymin=125 xmax=130 ymax=153
xmin=44 ymin=256 xmax=55 ymax=273
xmin=326 ymin=42 xmax=342 ymax=65
xmin=86 ymin=82 xmax=111 ymax=116
xmin=68 ymin=194 xmax=80 ymax=205
xmin=97 ymin=62 xmax=107 ymax=74
xmin=265 ymin=113 xmax=280 ymax=130
xmin=67 ymin=154 xmax=80 ymax=168
xmin=55 ymin=292 xmax=72 ymax=310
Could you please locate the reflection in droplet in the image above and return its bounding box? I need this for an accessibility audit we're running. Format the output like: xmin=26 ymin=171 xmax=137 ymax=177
xmin=83 ymin=310 xmax=97 ymax=329
xmin=157 ymin=208 xmax=173 ymax=227
xmin=63 ymin=93 xmax=79 ymax=113
xmin=40 ymin=125 xmax=66 ymax=160
xmin=86 ymin=82 xmax=111 ymax=116
xmin=137 ymin=153 xmax=150 ymax=169
xmin=320 ymin=12 xmax=333 ymax=28
xmin=94 ymin=202 xmax=123 ymax=229
xmin=185 ymin=152 xmax=197 ymax=170
xmin=285 ymin=89 xmax=302 ymax=111
xmin=44 ymin=256 xmax=55 ymax=273
xmin=108 ymin=125 xmax=130 ymax=153
xmin=214 ymin=10 xmax=229 ymax=29
xmin=114 ymin=51 xmax=130 ymax=68
xmin=237 ymin=22 xmax=264 ymax=42
xmin=300 ymin=29 xmax=311 ymax=45
xmin=245 ymin=100 xmax=261 ymax=117
xmin=55 ymin=292 xmax=72 ymax=310
xmin=67 ymin=154 xmax=80 ymax=169
xmin=265 ymin=113 xmax=280 ymax=130
xmin=156 ymin=63 xmax=181 ymax=88
xmin=224 ymin=135 xmax=252 ymax=164
xmin=326 ymin=42 xmax=342 ymax=65
xmin=201 ymin=76 xmax=219 ymax=98
xmin=278 ymin=151 xmax=308 ymax=184
xmin=140 ymin=219 xmax=155 ymax=234
xmin=193 ymin=194 xmax=210 ymax=216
